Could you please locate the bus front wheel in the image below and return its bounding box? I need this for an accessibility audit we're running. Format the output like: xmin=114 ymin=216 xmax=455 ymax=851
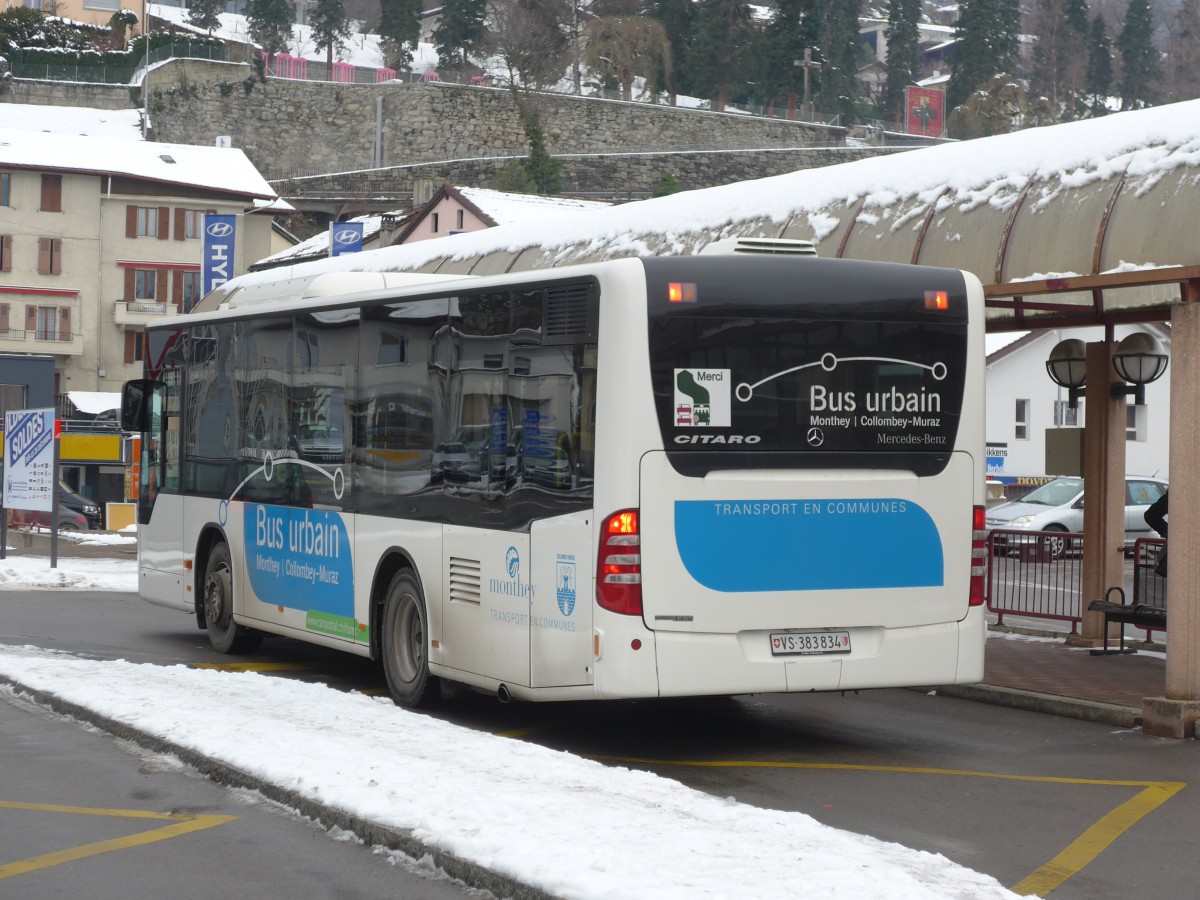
xmin=381 ymin=570 xmax=437 ymax=708
xmin=203 ymin=542 xmax=263 ymax=654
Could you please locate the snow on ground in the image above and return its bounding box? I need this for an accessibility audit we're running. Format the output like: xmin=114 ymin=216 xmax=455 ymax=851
xmin=0 ymin=550 xmax=1021 ymax=899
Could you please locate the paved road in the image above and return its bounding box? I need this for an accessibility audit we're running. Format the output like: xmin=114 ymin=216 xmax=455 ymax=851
xmin=2 ymin=589 xmax=1197 ymax=899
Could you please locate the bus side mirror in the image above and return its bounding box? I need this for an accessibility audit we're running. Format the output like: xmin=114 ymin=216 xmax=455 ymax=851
xmin=121 ymin=379 xmax=161 ymax=432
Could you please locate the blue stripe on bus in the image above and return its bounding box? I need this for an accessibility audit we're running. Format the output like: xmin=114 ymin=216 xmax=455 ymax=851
xmin=674 ymin=499 xmax=944 ymax=592
xmin=245 ymin=504 xmax=354 ymax=617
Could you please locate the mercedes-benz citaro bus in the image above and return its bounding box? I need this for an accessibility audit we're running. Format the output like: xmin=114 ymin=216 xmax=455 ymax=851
xmin=121 ymin=252 xmax=986 ymax=708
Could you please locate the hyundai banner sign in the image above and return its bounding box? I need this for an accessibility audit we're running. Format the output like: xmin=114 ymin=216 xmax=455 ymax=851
xmin=329 ymin=222 xmax=364 ymax=257
xmin=202 ymin=214 xmax=237 ymax=296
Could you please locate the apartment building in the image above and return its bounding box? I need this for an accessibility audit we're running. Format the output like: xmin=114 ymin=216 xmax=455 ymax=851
xmin=0 ymin=125 xmax=280 ymax=396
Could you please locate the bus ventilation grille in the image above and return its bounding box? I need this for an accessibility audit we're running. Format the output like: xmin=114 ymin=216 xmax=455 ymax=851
xmin=542 ymin=283 xmax=597 ymax=345
xmin=448 ymin=557 xmax=482 ymax=606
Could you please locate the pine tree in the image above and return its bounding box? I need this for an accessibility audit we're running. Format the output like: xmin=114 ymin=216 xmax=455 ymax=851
xmin=650 ymin=0 xmax=696 ymax=102
xmin=819 ymin=0 xmax=862 ymax=123
xmin=882 ymin=0 xmax=921 ymax=128
xmin=757 ymin=0 xmax=820 ymax=117
xmin=947 ymin=0 xmax=1022 ymax=112
xmin=1118 ymin=0 xmax=1161 ymax=109
xmin=311 ymin=0 xmax=351 ymax=67
xmin=246 ymin=0 xmax=293 ymax=57
xmin=187 ymin=0 xmax=225 ymax=34
xmin=433 ymin=0 xmax=488 ymax=70
xmin=689 ymin=0 xmax=753 ymax=111
xmin=378 ymin=0 xmax=421 ymax=70
xmin=1085 ymin=12 xmax=1113 ymax=114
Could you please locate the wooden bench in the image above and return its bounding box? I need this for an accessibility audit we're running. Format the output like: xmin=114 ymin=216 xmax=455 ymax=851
xmin=1087 ymin=585 xmax=1166 ymax=655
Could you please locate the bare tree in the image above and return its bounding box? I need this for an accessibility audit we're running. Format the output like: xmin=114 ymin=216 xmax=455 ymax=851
xmin=486 ymin=0 xmax=569 ymax=91
xmin=583 ymin=16 xmax=672 ymax=101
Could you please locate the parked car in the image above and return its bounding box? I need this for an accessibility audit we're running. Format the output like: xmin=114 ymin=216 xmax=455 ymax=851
xmin=433 ymin=424 xmax=523 ymax=487
xmin=25 ymin=506 xmax=90 ymax=532
xmin=58 ymin=482 xmax=102 ymax=530
xmin=985 ymin=475 xmax=1168 ymax=558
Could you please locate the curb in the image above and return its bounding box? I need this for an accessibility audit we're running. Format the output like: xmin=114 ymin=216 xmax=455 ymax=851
xmin=0 ymin=676 xmax=554 ymax=900
xmin=932 ymin=682 xmax=1141 ymax=728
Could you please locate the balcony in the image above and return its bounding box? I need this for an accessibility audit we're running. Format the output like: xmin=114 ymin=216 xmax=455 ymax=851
xmin=114 ymin=300 xmax=182 ymax=326
xmin=0 ymin=327 xmax=84 ymax=356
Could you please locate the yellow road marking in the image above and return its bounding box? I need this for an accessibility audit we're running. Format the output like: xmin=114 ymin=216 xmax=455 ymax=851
xmin=495 ymin=714 xmax=585 ymax=740
xmin=0 ymin=802 xmax=236 ymax=880
xmin=587 ymin=756 xmax=1185 ymax=897
xmin=1011 ymin=780 xmax=1185 ymax=896
xmin=191 ymin=661 xmax=314 ymax=672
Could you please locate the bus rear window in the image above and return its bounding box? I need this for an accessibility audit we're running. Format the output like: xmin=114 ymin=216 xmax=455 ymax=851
xmin=643 ymin=257 xmax=969 ymax=476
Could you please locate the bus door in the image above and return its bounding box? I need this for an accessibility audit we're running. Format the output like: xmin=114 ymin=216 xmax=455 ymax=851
xmin=442 ymin=526 xmax=531 ymax=687
xmin=528 ymin=511 xmax=594 ymax=687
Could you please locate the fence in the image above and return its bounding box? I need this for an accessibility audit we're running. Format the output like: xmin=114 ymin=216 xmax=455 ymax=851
xmin=11 ymin=42 xmax=230 ymax=84
xmin=986 ymin=529 xmax=1168 ymax=642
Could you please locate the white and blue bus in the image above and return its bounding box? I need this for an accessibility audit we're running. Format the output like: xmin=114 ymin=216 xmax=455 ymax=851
xmin=121 ymin=254 xmax=987 ymax=707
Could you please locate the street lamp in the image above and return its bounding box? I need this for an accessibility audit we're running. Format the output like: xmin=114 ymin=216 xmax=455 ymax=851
xmin=1046 ymin=338 xmax=1087 ymax=408
xmin=1111 ymin=332 xmax=1168 ymax=405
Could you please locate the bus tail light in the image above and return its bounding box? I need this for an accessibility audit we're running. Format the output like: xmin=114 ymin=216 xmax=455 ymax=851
xmin=597 ymin=509 xmax=642 ymax=616
xmin=970 ymin=504 xmax=987 ymax=606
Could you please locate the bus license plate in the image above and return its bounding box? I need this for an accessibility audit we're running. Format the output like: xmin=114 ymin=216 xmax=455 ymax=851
xmin=770 ymin=631 xmax=851 ymax=656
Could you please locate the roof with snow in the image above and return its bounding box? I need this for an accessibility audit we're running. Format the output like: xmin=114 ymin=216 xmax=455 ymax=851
xmin=212 ymin=101 xmax=1200 ymax=332
xmin=0 ymin=122 xmax=279 ymax=202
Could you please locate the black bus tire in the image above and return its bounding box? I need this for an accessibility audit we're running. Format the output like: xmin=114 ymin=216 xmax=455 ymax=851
xmin=202 ymin=542 xmax=263 ymax=654
xmin=381 ymin=570 xmax=437 ymax=708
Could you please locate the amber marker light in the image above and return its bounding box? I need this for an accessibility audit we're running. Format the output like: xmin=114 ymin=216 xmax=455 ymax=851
xmin=668 ymin=282 xmax=697 ymax=303
xmin=925 ymin=290 xmax=950 ymax=311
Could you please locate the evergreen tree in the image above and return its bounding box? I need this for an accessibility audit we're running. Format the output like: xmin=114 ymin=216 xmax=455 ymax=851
xmin=650 ymin=0 xmax=697 ymax=102
xmin=1162 ymin=0 xmax=1200 ymax=102
xmin=689 ymin=0 xmax=753 ymax=111
xmin=947 ymin=0 xmax=1022 ymax=112
xmin=882 ymin=0 xmax=921 ymax=128
xmin=1118 ymin=0 xmax=1161 ymax=109
xmin=433 ymin=0 xmax=488 ymax=69
xmin=757 ymin=0 xmax=820 ymax=117
xmin=819 ymin=0 xmax=862 ymax=123
xmin=187 ymin=0 xmax=225 ymax=34
xmin=378 ymin=0 xmax=421 ymax=70
xmin=1085 ymin=12 xmax=1113 ymax=114
xmin=311 ymin=0 xmax=351 ymax=66
xmin=246 ymin=0 xmax=293 ymax=57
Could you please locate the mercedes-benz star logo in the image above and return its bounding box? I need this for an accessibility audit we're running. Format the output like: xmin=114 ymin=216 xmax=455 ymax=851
xmin=806 ymin=427 xmax=825 ymax=447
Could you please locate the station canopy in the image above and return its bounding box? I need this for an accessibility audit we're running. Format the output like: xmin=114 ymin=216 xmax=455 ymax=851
xmin=222 ymin=100 xmax=1200 ymax=332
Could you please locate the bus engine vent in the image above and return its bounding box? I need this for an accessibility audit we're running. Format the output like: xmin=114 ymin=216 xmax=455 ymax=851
xmin=448 ymin=557 xmax=482 ymax=606
xmin=542 ymin=282 xmax=598 ymax=345
xmin=699 ymin=237 xmax=818 ymax=256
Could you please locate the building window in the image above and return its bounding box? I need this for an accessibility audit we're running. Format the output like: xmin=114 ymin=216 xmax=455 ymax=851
xmin=33 ymin=306 xmax=69 ymax=341
xmin=40 ymin=174 xmax=62 ymax=212
xmin=134 ymin=270 xmax=159 ymax=300
xmin=179 ymin=209 xmax=206 ymax=240
xmin=37 ymin=237 xmax=62 ymax=275
xmin=124 ymin=330 xmax=143 ymax=363
xmin=84 ymin=0 xmax=120 ymax=9
xmin=137 ymin=207 xmax=158 ymax=237
xmin=377 ymin=331 xmax=406 ymax=364
xmin=456 ymin=209 xmax=464 ymax=230
xmin=0 ymin=173 xmax=10 ymax=207
xmin=1053 ymin=400 xmax=1078 ymax=427
xmin=1126 ymin=404 xmax=1143 ymax=442
xmin=431 ymin=212 xmax=440 ymax=233
xmin=0 ymin=234 xmax=11 ymax=272
xmin=1015 ymin=398 xmax=1030 ymax=440
xmin=180 ymin=271 xmax=202 ymax=311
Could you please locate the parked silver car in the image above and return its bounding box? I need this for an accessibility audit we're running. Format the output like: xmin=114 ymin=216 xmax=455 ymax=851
xmin=985 ymin=475 xmax=1167 ymax=558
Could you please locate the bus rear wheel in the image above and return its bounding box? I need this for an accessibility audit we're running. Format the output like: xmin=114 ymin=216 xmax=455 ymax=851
xmin=202 ymin=542 xmax=263 ymax=654
xmin=381 ymin=570 xmax=437 ymax=708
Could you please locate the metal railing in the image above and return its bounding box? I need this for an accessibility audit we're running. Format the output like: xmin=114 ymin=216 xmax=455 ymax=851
xmin=987 ymin=528 xmax=1085 ymax=632
xmin=986 ymin=529 xmax=1169 ymax=641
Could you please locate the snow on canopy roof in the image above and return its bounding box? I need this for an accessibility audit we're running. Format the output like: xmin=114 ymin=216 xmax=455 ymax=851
xmin=231 ymin=100 xmax=1200 ymax=325
xmin=0 ymin=126 xmax=278 ymax=201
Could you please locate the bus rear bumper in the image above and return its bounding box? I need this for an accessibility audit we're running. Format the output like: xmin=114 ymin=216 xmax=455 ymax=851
xmin=649 ymin=607 xmax=986 ymax=697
